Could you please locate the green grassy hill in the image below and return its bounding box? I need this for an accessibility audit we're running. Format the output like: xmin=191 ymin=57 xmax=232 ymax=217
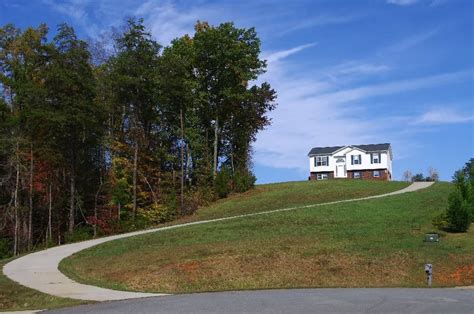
xmin=60 ymin=181 xmax=473 ymax=293
xmin=0 ymin=180 xmax=407 ymax=311
xmin=195 ymin=180 xmax=408 ymax=219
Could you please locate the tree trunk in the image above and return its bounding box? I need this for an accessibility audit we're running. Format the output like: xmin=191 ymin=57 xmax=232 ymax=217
xmin=28 ymin=143 xmax=34 ymax=250
xmin=180 ymin=108 xmax=185 ymax=214
xmin=132 ymin=143 xmax=138 ymax=220
xmin=186 ymin=144 xmax=190 ymax=185
xmin=47 ymin=183 xmax=52 ymax=243
xmin=213 ymin=115 xmax=219 ymax=177
xmin=118 ymin=202 xmax=121 ymax=221
xmin=69 ymin=164 xmax=75 ymax=234
xmin=22 ymin=219 xmax=28 ymax=249
xmin=13 ymin=156 xmax=20 ymax=256
xmin=93 ymin=177 xmax=103 ymax=238
xmin=139 ymin=170 xmax=158 ymax=205
xmin=231 ymin=152 xmax=235 ymax=174
xmin=205 ymin=129 xmax=211 ymax=174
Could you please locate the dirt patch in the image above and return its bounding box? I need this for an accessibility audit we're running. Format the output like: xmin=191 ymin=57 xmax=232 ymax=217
xmin=92 ymin=251 xmax=422 ymax=293
xmin=437 ymin=264 xmax=474 ymax=286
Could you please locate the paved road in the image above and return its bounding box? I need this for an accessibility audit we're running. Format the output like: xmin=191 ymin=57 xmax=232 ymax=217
xmin=45 ymin=288 xmax=474 ymax=314
xmin=3 ymin=182 xmax=435 ymax=301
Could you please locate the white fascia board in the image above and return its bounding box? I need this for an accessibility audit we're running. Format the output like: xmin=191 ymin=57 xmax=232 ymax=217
xmin=345 ymin=147 xmax=367 ymax=155
xmin=331 ymin=145 xmax=352 ymax=155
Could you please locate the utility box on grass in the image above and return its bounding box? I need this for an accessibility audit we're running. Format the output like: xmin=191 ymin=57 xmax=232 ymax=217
xmin=423 ymin=233 xmax=439 ymax=243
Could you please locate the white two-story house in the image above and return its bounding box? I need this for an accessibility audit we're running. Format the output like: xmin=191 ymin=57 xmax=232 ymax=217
xmin=308 ymin=143 xmax=393 ymax=181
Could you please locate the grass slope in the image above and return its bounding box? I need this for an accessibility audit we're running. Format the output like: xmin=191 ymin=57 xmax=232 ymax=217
xmin=0 ymin=259 xmax=85 ymax=311
xmin=0 ymin=180 xmax=407 ymax=310
xmin=195 ymin=180 xmax=409 ymax=219
xmin=61 ymin=181 xmax=474 ymax=293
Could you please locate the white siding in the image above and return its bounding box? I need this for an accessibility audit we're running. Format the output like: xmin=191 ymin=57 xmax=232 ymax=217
xmin=346 ymin=150 xmax=389 ymax=171
xmin=309 ymin=156 xmax=333 ymax=173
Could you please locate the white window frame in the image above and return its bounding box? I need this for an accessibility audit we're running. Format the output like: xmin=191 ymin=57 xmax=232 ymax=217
xmin=371 ymin=153 xmax=381 ymax=164
xmin=373 ymin=170 xmax=380 ymax=178
xmin=353 ymin=171 xmax=361 ymax=179
xmin=352 ymin=155 xmax=361 ymax=165
xmin=316 ymin=173 xmax=328 ymax=180
xmin=315 ymin=156 xmax=329 ymax=167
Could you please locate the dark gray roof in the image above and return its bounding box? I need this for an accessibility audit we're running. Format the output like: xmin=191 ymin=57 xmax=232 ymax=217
xmin=354 ymin=143 xmax=391 ymax=152
xmin=307 ymin=146 xmax=344 ymax=155
xmin=308 ymin=143 xmax=391 ymax=156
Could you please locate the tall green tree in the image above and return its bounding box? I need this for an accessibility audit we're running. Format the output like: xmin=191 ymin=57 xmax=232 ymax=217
xmin=106 ymin=18 xmax=161 ymax=219
xmin=45 ymin=23 xmax=103 ymax=234
xmin=193 ymin=22 xmax=267 ymax=178
xmin=158 ymin=35 xmax=197 ymax=212
xmin=222 ymin=83 xmax=276 ymax=173
xmin=0 ymin=23 xmax=50 ymax=252
xmin=434 ymin=162 xmax=474 ymax=233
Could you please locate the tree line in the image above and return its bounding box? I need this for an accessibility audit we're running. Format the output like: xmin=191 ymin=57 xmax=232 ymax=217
xmin=0 ymin=19 xmax=276 ymax=257
xmin=402 ymin=166 xmax=439 ymax=182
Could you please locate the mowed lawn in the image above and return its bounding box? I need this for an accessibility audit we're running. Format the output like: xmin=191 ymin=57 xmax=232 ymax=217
xmin=60 ymin=181 xmax=474 ymax=293
xmin=195 ymin=180 xmax=409 ymax=219
xmin=0 ymin=180 xmax=406 ymax=311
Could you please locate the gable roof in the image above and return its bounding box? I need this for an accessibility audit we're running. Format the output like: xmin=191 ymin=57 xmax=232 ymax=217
xmin=308 ymin=146 xmax=344 ymax=156
xmin=308 ymin=143 xmax=391 ymax=156
xmin=354 ymin=143 xmax=391 ymax=152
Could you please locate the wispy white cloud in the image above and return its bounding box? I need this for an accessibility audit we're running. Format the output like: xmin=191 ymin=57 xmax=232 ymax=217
xmin=384 ymin=29 xmax=439 ymax=53
xmin=387 ymin=0 xmax=420 ymax=6
xmin=41 ymin=0 xmax=91 ymax=21
xmin=280 ymin=14 xmax=362 ymax=35
xmin=387 ymin=0 xmax=449 ymax=6
xmin=41 ymin=0 xmax=104 ymax=38
xmin=41 ymin=0 xmax=222 ymax=44
xmin=263 ymin=43 xmax=317 ymax=64
xmin=324 ymin=61 xmax=391 ymax=83
xmin=329 ymin=62 xmax=390 ymax=76
xmin=415 ymin=107 xmax=474 ymax=124
xmin=311 ymin=70 xmax=469 ymax=107
xmin=134 ymin=1 xmax=221 ymax=45
xmin=430 ymin=0 xmax=449 ymax=7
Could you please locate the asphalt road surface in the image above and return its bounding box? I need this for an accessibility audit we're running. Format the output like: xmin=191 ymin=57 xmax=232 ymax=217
xmin=46 ymin=288 xmax=474 ymax=314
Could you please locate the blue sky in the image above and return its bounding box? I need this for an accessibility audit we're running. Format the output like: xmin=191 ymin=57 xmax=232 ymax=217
xmin=1 ymin=0 xmax=473 ymax=183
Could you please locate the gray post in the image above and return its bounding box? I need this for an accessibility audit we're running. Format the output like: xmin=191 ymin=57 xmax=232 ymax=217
xmin=424 ymin=264 xmax=433 ymax=286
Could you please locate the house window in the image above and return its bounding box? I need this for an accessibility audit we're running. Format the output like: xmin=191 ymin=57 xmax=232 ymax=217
xmin=315 ymin=156 xmax=329 ymax=167
xmin=351 ymin=155 xmax=361 ymax=165
xmin=371 ymin=153 xmax=381 ymax=164
xmin=373 ymin=170 xmax=380 ymax=178
xmin=317 ymin=173 xmax=328 ymax=180
xmin=353 ymin=172 xmax=361 ymax=179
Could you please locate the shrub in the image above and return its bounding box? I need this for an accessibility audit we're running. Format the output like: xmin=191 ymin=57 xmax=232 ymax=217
xmin=138 ymin=203 xmax=177 ymax=224
xmin=117 ymin=215 xmax=150 ymax=232
xmin=214 ymin=167 xmax=232 ymax=198
xmin=65 ymin=226 xmax=93 ymax=243
xmin=446 ymin=190 xmax=471 ymax=232
xmin=182 ymin=191 xmax=200 ymax=215
xmin=0 ymin=237 xmax=11 ymax=259
xmin=234 ymin=169 xmax=256 ymax=193
xmin=412 ymin=173 xmax=424 ymax=182
xmin=433 ymin=160 xmax=473 ymax=233
xmin=432 ymin=212 xmax=449 ymax=230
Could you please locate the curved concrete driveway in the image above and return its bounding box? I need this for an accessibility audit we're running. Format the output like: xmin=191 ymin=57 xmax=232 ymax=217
xmin=3 ymin=182 xmax=434 ymax=301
